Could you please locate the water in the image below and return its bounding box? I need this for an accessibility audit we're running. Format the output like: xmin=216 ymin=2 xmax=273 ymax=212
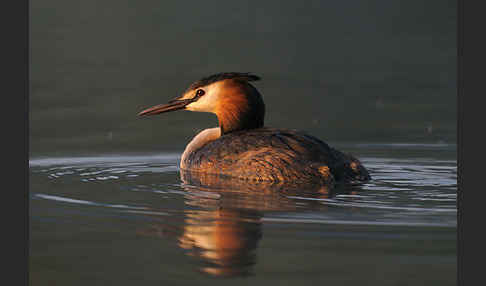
xmin=29 ymin=143 xmax=456 ymax=285
xmin=30 ymin=0 xmax=456 ymax=284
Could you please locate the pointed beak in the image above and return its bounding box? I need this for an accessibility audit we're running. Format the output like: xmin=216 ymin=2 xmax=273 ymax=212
xmin=138 ymin=99 xmax=192 ymax=116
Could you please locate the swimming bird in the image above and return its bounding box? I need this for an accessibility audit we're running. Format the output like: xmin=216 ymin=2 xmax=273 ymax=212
xmin=138 ymin=72 xmax=370 ymax=186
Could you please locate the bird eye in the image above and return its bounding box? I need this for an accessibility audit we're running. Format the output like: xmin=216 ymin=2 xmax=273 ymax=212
xmin=196 ymin=89 xmax=205 ymax=97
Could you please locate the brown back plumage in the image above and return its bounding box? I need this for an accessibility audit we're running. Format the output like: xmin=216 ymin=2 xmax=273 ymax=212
xmin=181 ymin=128 xmax=370 ymax=185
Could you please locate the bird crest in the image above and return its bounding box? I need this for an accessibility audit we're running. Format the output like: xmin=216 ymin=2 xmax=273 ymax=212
xmin=187 ymin=72 xmax=261 ymax=91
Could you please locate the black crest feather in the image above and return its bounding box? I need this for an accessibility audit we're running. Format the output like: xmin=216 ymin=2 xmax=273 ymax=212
xmin=188 ymin=72 xmax=261 ymax=90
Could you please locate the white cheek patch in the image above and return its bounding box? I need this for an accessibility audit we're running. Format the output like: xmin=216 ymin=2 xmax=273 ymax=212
xmin=185 ymin=96 xmax=215 ymax=112
xmin=184 ymin=83 xmax=222 ymax=113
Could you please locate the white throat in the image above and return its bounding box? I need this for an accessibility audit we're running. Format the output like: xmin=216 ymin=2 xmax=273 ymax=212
xmin=180 ymin=127 xmax=221 ymax=169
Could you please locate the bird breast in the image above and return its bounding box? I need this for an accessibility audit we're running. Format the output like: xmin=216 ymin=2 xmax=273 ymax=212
xmin=181 ymin=127 xmax=221 ymax=169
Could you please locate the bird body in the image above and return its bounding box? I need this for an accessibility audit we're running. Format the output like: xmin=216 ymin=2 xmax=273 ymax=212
xmin=139 ymin=72 xmax=370 ymax=186
xmin=181 ymin=127 xmax=369 ymax=185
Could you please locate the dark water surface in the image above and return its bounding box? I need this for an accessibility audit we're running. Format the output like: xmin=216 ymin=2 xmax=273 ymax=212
xmin=30 ymin=0 xmax=456 ymax=284
xmin=30 ymin=0 xmax=456 ymax=157
xmin=29 ymin=143 xmax=456 ymax=285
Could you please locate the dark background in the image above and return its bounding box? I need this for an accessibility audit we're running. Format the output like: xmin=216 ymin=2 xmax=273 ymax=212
xmin=30 ymin=0 xmax=457 ymax=157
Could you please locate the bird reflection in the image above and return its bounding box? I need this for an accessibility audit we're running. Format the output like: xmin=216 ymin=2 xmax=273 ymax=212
xmin=137 ymin=170 xmax=360 ymax=277
xmin=178 ymin=208 xmax=262 ymax=277
xmin=175 ymin=170 xmax=343 ymax=277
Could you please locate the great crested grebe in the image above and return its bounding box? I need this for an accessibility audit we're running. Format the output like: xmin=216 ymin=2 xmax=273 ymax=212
xmin=138 ymin=72 xmax=370 ymax=186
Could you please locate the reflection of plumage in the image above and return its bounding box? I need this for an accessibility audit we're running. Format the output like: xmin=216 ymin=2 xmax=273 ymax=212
xmin=178 ymin=209 xmax=262 ymax=277
xmin=139 ymin=72 xmax=370 ymax=186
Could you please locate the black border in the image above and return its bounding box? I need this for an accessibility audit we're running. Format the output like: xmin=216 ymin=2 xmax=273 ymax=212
xmin=457 ymin=0 xmax=462 ymax=284
xmin=4 ymin=0 xmax=28 ymax=284
xmin=458 ymin=0 xmax=486 ymax=285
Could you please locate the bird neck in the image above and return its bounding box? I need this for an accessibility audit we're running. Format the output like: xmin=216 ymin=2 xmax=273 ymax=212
xmin=215 ymin=83 xmax=265 ymax=135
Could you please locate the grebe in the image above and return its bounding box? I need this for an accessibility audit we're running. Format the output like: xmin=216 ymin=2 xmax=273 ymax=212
xmin=138 ymin=72 xmax=370 ymax=186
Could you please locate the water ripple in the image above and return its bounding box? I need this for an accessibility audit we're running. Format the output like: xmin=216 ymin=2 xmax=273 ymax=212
xmin=29 ymin=153 xmax=457 ymax=227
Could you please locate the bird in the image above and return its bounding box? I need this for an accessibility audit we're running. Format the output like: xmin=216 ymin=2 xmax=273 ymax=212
xmin=138 ymin=72 xmax=370 ymax=186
